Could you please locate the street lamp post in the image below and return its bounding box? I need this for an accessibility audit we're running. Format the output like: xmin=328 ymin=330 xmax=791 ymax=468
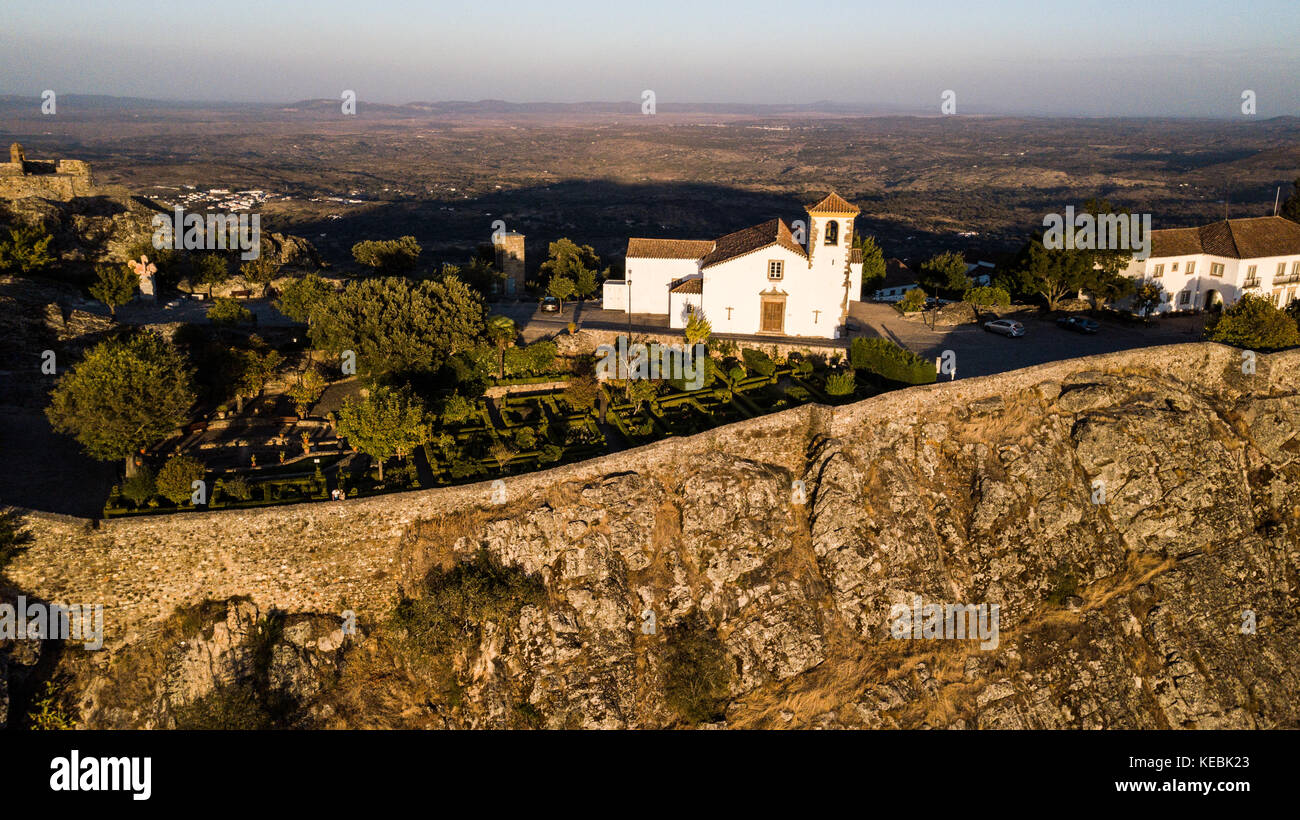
xmin=625 ymin=276 xmax=633 ymax=399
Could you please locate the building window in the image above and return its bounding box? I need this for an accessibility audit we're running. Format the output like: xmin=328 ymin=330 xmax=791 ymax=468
xmin=1293 ymin=261 xmax=1300 ymax=276
xmin=1210 ymin=262 xmax=1224 ymax=277
xmin=824 ymin=221 xmax=838 ymax=246
xmin=1179 ymin=291 xmax=1191 ymax=306
xmin=1152 ymin=264 xmax=1164 ymax=277
xmin=768 ymin=260 xmax=783 ymax=280
xmin=1279 ymin=262 xmax=1288 ymax=277
xmin=1186 ymin=261 xmax=1196 ymax=275
xmin=1171 ymin=262 xmax=1179 ymax=272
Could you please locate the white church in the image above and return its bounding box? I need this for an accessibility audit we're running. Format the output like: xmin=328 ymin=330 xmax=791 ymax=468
xmin=603 ymin=193 xmax=865 ymax=339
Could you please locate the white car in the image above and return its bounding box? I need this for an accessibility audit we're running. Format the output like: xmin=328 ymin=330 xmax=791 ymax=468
xmin=983 ymin=319 xmax=1025 ymax=337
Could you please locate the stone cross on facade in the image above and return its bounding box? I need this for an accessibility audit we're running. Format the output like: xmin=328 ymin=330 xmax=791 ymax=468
xmin=128 ymin=255 xmax=157 ymax=301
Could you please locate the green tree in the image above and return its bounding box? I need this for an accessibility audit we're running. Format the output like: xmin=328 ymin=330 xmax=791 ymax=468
xmin=561 ymin=373 xmax=601 ymax=413
xmin=854 ymin=234 xmax=887 ymax=296
xmin=1280 ymin=177 xmax=1300 ymax=224
xmin=0 ymin=224 xmax=55 ymax=274
xmin=286 ymin=368 xmax=328 ymax=418
xmin=46 ymin=332 xmax=195 ymax=476
xmin=918 ymin=250 xmax=970 ymax=295
xmin=458 ymin=256 xmax=507 ymax=296
xmin=1000 ymin=199 xmax=1136 ymax=309
xmin=539 ymin=238 xmax=600 ymax=291
xmin=574 ymin=266 xmax=601 ymax=301
xmin=309 ymin=276 xmax=485 ymax=378
xmin=335 ymin=385 xmax=431 ymax=481
xmin=156 ymin=455 xmax=206 ymax=505
xmin=547 ymin=275 xmax=576 ymax=312
xmin=89 ymin=263 xmax=137 ymax=315
xmin=275 ymin=273 xmax=333 ymax=325
xmin=231 ymin=344 xmax=284 ymax=413
xmin=485 ymin=314 xmax=517 ymax=379
xmin=962 ymin=285 xmax=1011 ymax=307
xmin=684 ymin=312 xmax=712 ymax=348
xmin=352 ymin=236 xmax=421 ymax=274
xmin=1206 ymin=293 xmax=1300 ymax=351
xmin=193 ymin=253 xmax=230 ymax=297
xmin=207 ymin=297 xmax=252 ymax=326
xmin=898 ymin=287 xmax=927 ymax=313
xmin=1131 ymin=279 xmax=1166 ymax=317
xmin=239 ymin=255 xmax=281 ymax=298
xmin=0 ymin=509 xmax=34 ymax=575
xmin=627 ymin=378 xmax=658 ymax=413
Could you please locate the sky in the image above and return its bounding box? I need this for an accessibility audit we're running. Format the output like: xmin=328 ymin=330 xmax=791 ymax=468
xmin=2 ymin=0 xmax=1298 ymax=116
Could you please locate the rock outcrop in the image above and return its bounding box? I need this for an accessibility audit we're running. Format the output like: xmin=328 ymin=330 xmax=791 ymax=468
xmin=4 ymin=343 xmax=1299 ymax=729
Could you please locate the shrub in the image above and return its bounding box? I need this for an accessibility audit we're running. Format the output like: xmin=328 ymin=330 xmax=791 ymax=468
xmin=740 ymin=348 xmax=775 ymax=377
xmin=216 ymin=475 xmax=252 ymax=502
xmin=207 ymin=297 xmax=253 ymax=326
xmin=0 ymin=509 xmax=33 ymax=573
xmin=512 ymin=427 xmax=537 ymax=450
xmin=391 ymin=548 xmax=546 ymax=706
xmin=727 ymin=365 xmax=746 ymax=384
xmin=824 ymin=371 xmax=856 ymax=396
xmin=1206 ymin=293 xmax=1300 ymax=351
xmin=849 ymin=337 xmax=937 ymax=385
xmin=538 ymin=443 xmax=563 ymax=464
xmin=156 ymin=455 xmax=206 ymax=505
xmin=121 ymin=466 xmax=157 ymax=506
xmin=963 ymin=285 xmax=1011 ymax=307
xmin=662 ymin=613 xmax=732 ymax=724
xmin=898 ymin=288 xmax=927 ymax=313
xmin=440 ymin=392 xmax=476 ymax=424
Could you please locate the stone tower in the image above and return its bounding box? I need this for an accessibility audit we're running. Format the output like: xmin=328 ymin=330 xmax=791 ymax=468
xmin=9 ymin=142 xmax=25 ymax=167
xmin=493 ymin=231 xmax=526 ymax=298
xmin=804 ymin=192 xmax=859 ymax=274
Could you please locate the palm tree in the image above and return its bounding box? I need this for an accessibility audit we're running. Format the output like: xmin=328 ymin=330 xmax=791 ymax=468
xmin=485 ymin=314 xmax=516 ymax=379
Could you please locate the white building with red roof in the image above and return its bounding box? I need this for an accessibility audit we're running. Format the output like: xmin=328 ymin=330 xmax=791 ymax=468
xmin=1121 ymin=216 xmax=1300 ymax=312
xmin=606 ymin=193 xmax=865 ymax=338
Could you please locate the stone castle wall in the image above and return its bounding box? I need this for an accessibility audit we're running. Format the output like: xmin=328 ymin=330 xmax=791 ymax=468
xmin=0 ymin=154 xmax=96 ymax=201
xmin=6 ymin=342 xmax=1292 ymax=647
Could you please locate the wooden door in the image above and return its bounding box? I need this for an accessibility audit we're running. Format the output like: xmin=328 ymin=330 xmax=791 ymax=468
xmin=761 ymin=300 xmax=784 ymax=333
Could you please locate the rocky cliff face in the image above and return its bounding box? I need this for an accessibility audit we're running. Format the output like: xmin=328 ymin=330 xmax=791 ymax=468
xmin=7 ymin=344 xmax=1300 ymax=729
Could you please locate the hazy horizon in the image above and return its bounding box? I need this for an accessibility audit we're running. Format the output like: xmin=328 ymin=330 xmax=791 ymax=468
xmin=2 ymin=0 xmax=1298 ymax=118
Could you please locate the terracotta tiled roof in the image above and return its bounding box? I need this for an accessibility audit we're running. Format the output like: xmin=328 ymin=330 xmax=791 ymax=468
xmin=626 ymin=237 xmax=714 ymax=260
xmin=1150 ymin=217 xmax=1300 ymax=260
xmin=849 ymin=247 xmax=863 ymax=264
xmin=805 ymin=192 xmax=860 ymax=215
xmin=700 ymin=218 xmax=807 ymax=269
xmin=669 ymin=277 xmax=703 ymax=293
xmin=1150 ymin=227 xmax=1202 ymax=257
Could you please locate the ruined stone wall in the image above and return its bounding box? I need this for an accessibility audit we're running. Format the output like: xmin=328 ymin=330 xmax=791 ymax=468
xmin=0 ymin=167 xmax=97 ymax=201
xmin=6 ymin=342 xmax=1292 ymax=649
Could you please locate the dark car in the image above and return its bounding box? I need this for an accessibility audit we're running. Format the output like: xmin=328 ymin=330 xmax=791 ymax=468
xmin=983 ymin=318 xmax=1026 ymax=337
xmin=1056 ymin=315 xmax=1100 ymax=334
xmin=539 ymin=296 xmax=561 ymax=313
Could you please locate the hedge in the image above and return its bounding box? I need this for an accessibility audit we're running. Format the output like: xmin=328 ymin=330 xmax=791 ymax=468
xmin=849 ymin=337 xmax=937 ymax=384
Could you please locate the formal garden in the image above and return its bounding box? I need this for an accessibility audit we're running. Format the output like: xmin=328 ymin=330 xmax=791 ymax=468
xmin=28 ymin=229 xmax=938 ymax=518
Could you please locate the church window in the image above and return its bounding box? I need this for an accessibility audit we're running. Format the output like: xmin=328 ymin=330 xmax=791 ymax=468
xmin=768 ymin=260 xmax=783 ymax=280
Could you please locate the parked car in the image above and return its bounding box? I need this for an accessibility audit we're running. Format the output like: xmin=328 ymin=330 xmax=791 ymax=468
xmin=1056 ymin=315 xmax=1100 ymax=334
xmin=539 ymin=296 xmax=561 ymax=313
xmin=983 ymin=318 xmax=1026 ymax=337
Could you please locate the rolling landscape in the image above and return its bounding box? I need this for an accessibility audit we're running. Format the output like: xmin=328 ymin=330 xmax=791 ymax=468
xmin=0 ymin=0 xmax=1296 ymax=807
